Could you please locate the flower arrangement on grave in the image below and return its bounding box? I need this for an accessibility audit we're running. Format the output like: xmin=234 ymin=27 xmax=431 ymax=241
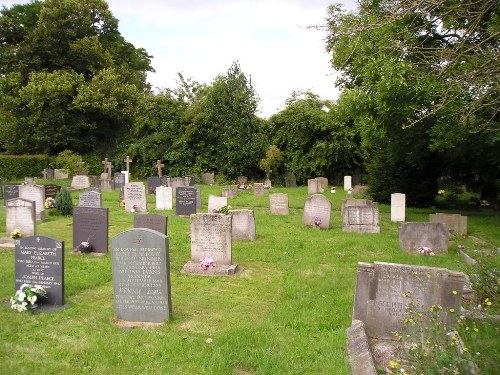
xmin=75 ymin=241 xmax=92 ymax=253
xmin=418 ymin=246 xmax=435 ymax=256
xmin=120 ymin=200 xmax=125 ymax=208
xmin=216 ymin=205 xmax=232 ymax=215
xmin=263 ymin=183 xmax=271 ymax=189
xmin=236 ymin=181 xmax=248 ymax=190
xmin=45 ymin=197 xmax=56 ymax=209
xmin=10 ymin=284 xmax=46 ymax=312
xmin=200 ymin=257 xmax=216 ymax=270
xmin=10 ymin=228 xmax=22 ymax=239
xmin=312 ymin=216 xmax=322 ymax=228
xmin=130 ymin=204 xmax=138 ymax=213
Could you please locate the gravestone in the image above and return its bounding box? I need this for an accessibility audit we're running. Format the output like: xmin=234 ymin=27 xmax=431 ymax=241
xmin=121 ymin=171 xmax=129 ymax=184
xmin=346 ymin=320 xmax=377 ymax=375
xmin=6 ymin=198 xmax=36 ymax=238
xmin=316 ymin=177 xmax=328 ymax=190
xmin=307 ymin=179 xmax=322 ymax=195
xmin=176 ymin=187 xmax=197 ymax=216
xmin=71 ymin=175 xmax=91 ymax=190
xmin=284 ymin=172 xmax=297 ymax=187
xmin=54 ymin=169 xmax=69 ymax=179
xmin=24 ymin=177 xmax=34 ymax=185
xmin=264 ymin=179 xmax=272 ymax=188
xmin=169 ymin=177 xmax=188 ymax=196
xmin=44 ymin=185 xmax=61 ymax=199
xmin=342 ymin=201 xmax=380 ymax=233
xmin=429 ymin=213 xmax=467 ymax=236
xmin=19 ymin=184 xmax=45 ymax=221
xmin=302 ymin=194 xmax=331 ymax=229
xmin=123 ymin=156 xmax=132 ymax=176
xmin=230 ymin=209 xmax=256 ymax=241
xmin=208 ymin=195 xmax=228 ymax=213
xmin=15 ymin=236 xmax=64 ymax=305
xmin=184 ymin=175 xmax=195 ymax=186
xmin=201 ymin=172 xmax=215 ymax=185
xmin=237 ymin=176 xmax=248 ymax=185
xmin=391 ymin=193 xmax=406 ymax=222
xmin=134 ymin=214 xmax=167 ymax=235
xmin=222 ymin=188 xmax=237 ymax=198
xmin=99 ymin=174 xmax=114 ymax=192
xmin=73 ymin=207 xmax=108 ymax=253
xmin=181 ymin=213 xmax=238 ymax=275
xmin=112 ymin=228 xmax=171 ymax=323
xmin=43 ymin=168 xmax=55 ymax=180
xmin=341 ymin=198 xmax=371 ymax=213
xmin=344 ymin=176 xmax=352 ymax=191
xmin=156 ymin=160 xmax=165 ymax=177
xmin=253 ymin=183 xmax=264 ymax=197
xmin=124 ymin=182 xmax=147 ymax=213
xmin=114 ymin=172 xmax=125 ymax=191
xmin=156 ymin=186 xmax=173 ymax=210
xmin=88 ymin=175 xmax=99 ymax=187
xmin=4 ymin=184 xmax=20 ymax=204
xmin=160 ymin=175 xmax=170 ymax=187
xmin=194 ymin=185 xmax=202 ymax=210
xmin=147 ymin=176 xmax=161 ymax=195
xmin=352 ymin=185 xmax=368 ymax=195
xmin=399 ymin=222 xmax=449 ymax=254
xmin=269 ymin=193 xmax=289 ymax=215
xmin=78 ymin=190 xmax=102 ymax=208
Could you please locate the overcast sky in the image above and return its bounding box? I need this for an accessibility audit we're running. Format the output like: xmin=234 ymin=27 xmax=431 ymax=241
xmin=1 ymin=0 xmax=359 ymax=118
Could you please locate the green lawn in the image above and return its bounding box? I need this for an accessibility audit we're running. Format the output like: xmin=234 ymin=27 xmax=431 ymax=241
xmin=1 ymin=183 xmax=499 ymax=374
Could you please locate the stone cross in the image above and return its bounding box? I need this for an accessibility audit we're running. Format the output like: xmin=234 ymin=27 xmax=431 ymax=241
xmin=106 ymin=162 xmax=114 ymax=176
xmin=156 ymin=160 xmax=165 ymax=177
xmin=124 ymin=156 xmax=132 ymax=172
xmin=42 ymin=169 xmax=48 ymax=179
xmin=102 ymin=158 xmax=109 ymax=173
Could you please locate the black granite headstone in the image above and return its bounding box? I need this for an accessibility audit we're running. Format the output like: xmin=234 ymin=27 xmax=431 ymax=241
xmin=134 ymin=214 xmax=167 ymax=235
xmin=176 ymin=187 xmax=197 ymax=216
xmin=73 ymin=207 xmax=108 ymax=253
xmin=4 ymin=184 xmax=19 ymax=204
xmin=15 ymin=236 xmax=64 ymax=305
xmin=114 ymin=172 xmax=125 ymax=191
xmin=112 ymin=228 xmax=171 ymax=323
xmin=147 ymin=176 xmax=161 ymax=195
xmin=44 ymin=185 xmax=61 ymax=199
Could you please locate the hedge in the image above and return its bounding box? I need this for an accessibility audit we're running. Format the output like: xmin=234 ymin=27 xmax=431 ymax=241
xmin=0 ymin=154 xmax=53 ymax=180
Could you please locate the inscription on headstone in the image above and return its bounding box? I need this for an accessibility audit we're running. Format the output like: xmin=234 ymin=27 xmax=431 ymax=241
xmin=124 ymin=182 xmax=147 ymax=213
xmin=73 ymin=207 xmax=108 ymax=253
xmin=134 ymin=214 xmax=167 ymax=235
xmin=176 ymin=187 xmax=197 ymax=216
xmin=343 ymin=202 xmax=380 ymax=233
xmin=4 ymin=184 xmax=20 ymax=204
xmin=269 ymin=193 xmax=289 ymax=215
xmin=78 ymin=190 xmax=102 ymax=208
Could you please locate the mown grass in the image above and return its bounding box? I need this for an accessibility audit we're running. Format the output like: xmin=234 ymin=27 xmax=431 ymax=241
xmin=0 ymin=183 xmax=499 ymax=374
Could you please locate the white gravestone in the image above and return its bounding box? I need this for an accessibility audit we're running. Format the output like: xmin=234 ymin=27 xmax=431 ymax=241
xmin=391 ymin=193 xmax=406 ymax=222
xmin=302 ymin=194 xmax=331 ymax=229
xmin=6 ymin=198 xmax=36 ymax=237
xmin=344 ymin=176 xmax=352 ymax=191
xmin=208 ymin=195 xmax=228 ymax=213
xmin=156 ymin=186 xmax=173 ymax=210
xmin=124 ymin=182 xmax=147 ymax=213
xmin=19 ymin=184 xmax=45 ymax=221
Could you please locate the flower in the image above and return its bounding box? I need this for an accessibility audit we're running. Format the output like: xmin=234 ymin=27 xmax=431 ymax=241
xmin=312 ymin=216 xmax=322 ymax=227
xmin=44 ymin=197 xmax=56 ymax=209
xmin=10 ymin=284 xmax=46 ymax=312
xmin=216 ymin=205 xmax=232 ymax=215
xmin=452 ymin=290 xmax=458 ymax=295
xmin=10 ymin=229 xmax=22 ymax=239
xmin=200 ymin=257 xmax=216 ymax=270
xmin=120 ymin=200 xmax=125 ymax=208
xmin=418 ymin=246 xmax=435 ymax=256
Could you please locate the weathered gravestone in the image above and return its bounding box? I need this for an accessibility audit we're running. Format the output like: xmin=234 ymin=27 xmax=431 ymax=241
xmin=134 ymin=214 xmax=167 ymax=235
xmin=269 ymin=193 xmax=289 ymax=215
xmin=160 ymin=175 xmax=170 ymax=187
xmin=352 ymin=185 xmax=368 ymax=195
xmin=307 ymin=178 xmax=322 ymax=195
xmin=19 ymin=184 xmax=45 ymax=221
xmin=253 ymin=183 xmax=265 ymax=197
xmin=341 ymin=198 xmax=371 ymax=214
xmin=78 ymin=190 xmax=102 ymax=208
xmin=284 ymin=172 xmax=297 ymax=187
xmin=184 ymin=175 xmax=195 ymax=186
xmin=156 ymin=186 xmax=173 ymax=210
xmin=112 ymin=228 xmax=171 ymax=323
xmin=230 ymin=209 xmax=256 ymax=241
xmin=114 ymin=172 xmax=125 ymax=191
xmin=399 ymin=222 xmax=449 ymax=254
xmin=4 ymin=184 xmax=19 ymax=204
xmin=124 ymin=182 xmax=147 ymax=213
xmin=15 ymin=236 xmax=64 ymax=305
xmin=302 ymin=194 xmax=331 ymax=229
xmin=147 ymin=176 xmax=161 ymax=195
xmin=194 ymin=185 xmax=202 ymax=210
xmin=6 ymin=198 xmax=36 ymax=238
xmin=43 ymin=168 xmax=55 ymax=180
xmin=181 ymin=213 xmax=238 ymax=275
xmin=73 ymin=207 xmax=108 ymax=253
xmin=201 ymin=172 xmax=215 ymax=185
xmin=176 ymin=187 xmax=197 ymax=216
xmin=222 ymin=188 xmax=237 ymax=198
xmin=346 ymin=320 xmax=378 ymax=375
xmin=44 ymin=185 xmax=61 ymax=199
xmin=70 ymin=175 xmax=90 ymax=190
xmin=208 ymin=195 xmax=228 ymax=213
xmin=342 ymin=201 xmax=380 ymax=233
xmin=24 ymin=177 xmax=34 ymax=185
xmin=391 ymin=193 xmax=406 ymax=222
xmin=169 ymin=177 xmax=188 ymax=196
xmin=316 ymin=177 xmax=328 ymax=190
xmin=88 ymin=175 xmax=99 ymax=188
xmin=100 ymin=173 xmax=114 ymax=192
xmin=344 ymin=175 xmax=352 ymax=191
xmin=429 ymin=213 xmax=467 ymax=236
xmin=54 ymin=169 xmax=69 ymax=179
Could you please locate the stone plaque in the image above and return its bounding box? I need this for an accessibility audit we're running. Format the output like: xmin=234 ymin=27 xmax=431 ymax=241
xmin=114 ymin=172 xmax=126 ymax=190
xmin=269 ymin=193 xmax=289 ymax=215
xmin=284 ymin=172 xmax=297 ymax=187
xmin=307 ymin=179 xmax=322 ymax=195
xmin=15 ymin=236 xmax=64 ymax=305
xmin=222 ymin=188 xmax=237 ymax=198
xmin=112 ymin=228 xmax=171 ymax=323
xmin=201 ymin=172 xmax=215 ymax=185
xmin=343 ymin=202 xmax=380 ymax=233
xmin=4 ymin=184 xmax=20 ymax=204
xmin=54 ymin=169 xmax=69 ymax=179
xmin=230 ymin=209 xmax=256 ymax=241
xmin=71 ymin=175 xmax=90 ymax=190
xmin=124 ymin=182 xmax=147 ymax=213
xmin=352 ymin=185 xmax=368 ymax=195
xmin=156 ymin=186 xmax=173 ymax=210
xmin=391 ymin=193 xmax=406 ymax=222
xmin=134 ymin=214 xmax=167 ymax=235
xmin=344 ymin=175 xmax=352 ymax=191
xmin=399 ymin=222 xmax=449 ymax=254
xmin=341 ymin=198 xmax=370 ymax=213
xmin=44 ymin=185 xmax=61 ymax=199
xmin=6 ymin=198 xmax=36 ymax=237
xmin=302 ymin=194 xmax=331 ymax=229
xmin=73 ymin=207 xmax=108 ymax=253
xmin=176 ymin=187 xmax=197 ymax=216
xmin=19 ymin=184 xmax=45 ymax=221
xmin=253 ymin=183 xmax=264 ymax=197
xmin=429 ymin=213 xmax=467 ymax=236
xmin=169 ymin=177 xmax=188 ymax=196
xmin=78 ymin=190 xmax=102 ymax=208
xmin=208 ymin=195 xmax=228 ymax=213
xmin=147 ymin=176 xmax=161 ymax=195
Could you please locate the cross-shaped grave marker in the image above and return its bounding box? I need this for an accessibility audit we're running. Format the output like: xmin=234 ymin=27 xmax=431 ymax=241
xmin=156 ymin=160 xmax=165 ymax=177
xmin=124 ymin=156 xmax=132 ymax=172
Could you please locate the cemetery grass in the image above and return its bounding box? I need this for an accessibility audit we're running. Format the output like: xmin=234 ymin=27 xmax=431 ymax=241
xmin=0 ymin=184 xmax=499 ymax=374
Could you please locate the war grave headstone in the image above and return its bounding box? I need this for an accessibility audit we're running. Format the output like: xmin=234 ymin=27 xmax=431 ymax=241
xmin=15 ymin=236 xmax=64 ymax=305
xmin=352 ymin=185 xmax=368 ymax=195
xmin=230 ymin=209 xmax=256 ymax=241
xmin=147 ymin=176 xmax=161 ymax=195
xmin=342 ymin=201 xmax=380 ymax=233
xmin=43 ymin=168 xmax=55 ymax=180
xmin=316 ymin=177 xmax=328 ymax=191
xmin=176 ymin=187 xmax=197 ymax=216
xmin=70 ymin=175 xmax=91 ymax=190
xmin=302 ymin=194 xmax=331 ymax=229
xmin=399 ymin=222 xmax=449 ymax=254
xmin=202 ymin=172 xmax=215 ymax=185
xmin=124 ymin=182 xmax=147 ymax=213
xmin=341 ymin=198 xmax=370 ymax=213
xmin=54 ymin=169 xmax=69 ymax=179
xmin=73 ymin=207 xmax=108 ymax=253
xmin=78 ymin=190 xmax=102 ymax=208
xmin=181 ymin=213 xmax=239 ymax=275
xmin=170 ymin=177 xmax=188 ymax=196
xmin=269 ymin=193 xmax=289 ymax=215
xmin=391 ymin=193 xmax=406 ymax=222
xmin=19 ymin=183 xmax=45 ymax=221
xmin=4 ymin=184 xmax=19 ymax=205
xmin=208 ymin=195 xmax=228 ymax=213
xmin=307 ymin=178 xmax=322 ymax=195
xmin=222 ymin=188 xmax=237 ymax=198
xmin=112 ymin=228 xmax=171 ymax=323
xmin=114 ymin=172 xmax=126 ymax=191
xmin=156 ymin=186 xmax=173 ymax=210
xmin=134 ymin=214 xmax=167 ymax=235
xmin=44 ymin=185 xmax=61 ymax=199
xmin=429 ymin=213 xmax=467 ymax=236
xmin=284 ymin=172 xmax=297 ymax=187
xmin=253 ymin=182 xmax=265 ymax=197
xmin=344 ymin=175 xmax=352 ymax=191
xmin=6 ymin=198 xmax=36 ymax=238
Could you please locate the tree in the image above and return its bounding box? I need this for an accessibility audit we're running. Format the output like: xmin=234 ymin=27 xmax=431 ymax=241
xmin=259 ymin=145 xmax=283 ymax=180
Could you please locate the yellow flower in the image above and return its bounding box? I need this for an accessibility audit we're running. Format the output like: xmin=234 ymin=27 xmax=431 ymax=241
xmin=485 ymin=298 xmax=489 ymax=302
xmin=389 ymin=360 xmax=400 ymax=369
xmin=437 ymin=305 xmax=443 ymax=310
xmin=426 ymin=273 xmax=431 ymax=278
xmin=452 ymin=290 xmax=458 ymax=295
xmin=402 ymin=293 xmax=407 ymax=298
xmin=474 ymin=327 xmax=479 ymax=332
xmin=449 ymin=308 xmax=455 ymax=313
xmin=486 ymin=301 xmax=492 ymax=306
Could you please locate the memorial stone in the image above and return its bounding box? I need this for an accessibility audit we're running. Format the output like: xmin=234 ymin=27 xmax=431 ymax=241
xmin=54 ymin=169 xmax=69 ymax=179
xmin=114 ymin=172 xmax=125 ymax=191
xmin=73 ymin=207 xmax=108 ymax=253
xmin=302 ymin=194 xmax=331 ymax=229
xmin=391 ymin=193 xmax=406 ymax=222
xmin=170 ymin=177 xmax=188 ymax=195
xmin=253 ymin=183 xmax=265 ymax=197
xmin=185 ymin=175 xmax=195 ymax=186
xmin=316 ymin=177 xmax=328 ymax=190
xmin=160 ymin=175 xmax=170 ymax=187
xmin=429 ymin=213 xmax=467 ymax=236
xmin=346 ymin=320 xmax=377 ymax=375
xmin=230 ymin=209 xmax=256 ymax=241
xmin=124 ymin=182 xmax=147 ymax=213
xmin=43 ymin=168 xmax=55 ymax=180
xmin=344 ymin=176 xmax=352 ymax=191
xmin=341 ymin=198 xmax=370 ymax=213
xmin=399 ymin=222 xmax=449 ymax=254
xmin=147 ymin=176 xmax=161 ymax=195
xmin=284 ymin=172 xmax=297 ymax=187
xmin=4 ymin=184 xmax=20 ymax=204
xmin=352 ymin=185 xmax=368 ymax=195
xmin=156 ymin=186 xmax=173 ymax=210
xmin=78 ymin=190 xmax=102 ymax=208
xmin=176 ymin=187 xmax=197 ymax=216
xmin=208 ymin=195 xmax=228 ymax=213
xmin=269 ymin=193 xmax=289 ymax=215
xmin=307 ymin=179 xmax=322 ymax=195
xmin=44 ymin=185 xmax=61 ymax=199
xmin=222 ymin=188 xmax=237 ymax=198
xmin=194 ymin=185 xmax=202 ymax=210
xmin=134 ymin=214 xmax=167 ymax=235
xmin=71 ymin=175 xmax=91 ymax=190
xmin=24 ymin=177 xmax=34 ymax=184
xmin=121 ymin=171 xmax=129 ymax=184
xmin=6 ymin=198 xmax=36 ymax=237
xmin=201 ymin=172 xmax=215 ymax=185
xmin=342 ymin=202 xmax=380 ymax=233
xmin=19 ymin=184 xmax=45 ymax=221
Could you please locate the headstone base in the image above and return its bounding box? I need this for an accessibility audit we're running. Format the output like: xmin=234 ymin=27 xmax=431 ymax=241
xmin=0 ymin=237 xmax=15 ymax=249
xmin=181 ymin=261 xmax=239 ymax=276
xmin=343 ymin=225 xmax=380 ymax=233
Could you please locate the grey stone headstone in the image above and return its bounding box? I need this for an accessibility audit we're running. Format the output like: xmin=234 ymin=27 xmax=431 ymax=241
xmin=342 ymin=202 xmax=380 ymax=233
xmin=284 ymin=172 xmax=297 ymax=187
xmin=307 ymin=179 xmax=322 ymax=195
xmin=114 ymin=172 xmax=126 ymax=190
xmin=71 ymin=175 xmax=91 ymax=190
xmin=54 ymin=169 xmax=69 ymax=179
xmin=346 ymin=320 xmax=377 ymax=375
xmin=4 ymin=184 xmax=19 ymax=204
xmin=134 ymin=214 xmax=167 ymax=235
xmin=6 ymin=198 xmax=36 ymax=237
xmin=341 ymin=198 xmax=370 ymax=214
xmin=352 ymin=185 xmax=368 ymax=195
xmin=124 ymin=182 xmax=147 ymax=213
xmin=73 ymin=207 xmax=108 ymax=253
xmin=184 ymin=175 xmax=195 ymax=186
xmin=147 ymin=176 xmax=161 ymax=195
xmin=112 ymin=228 xmax=171 ymax=323
xmin=269 ymin=193 xmax=289 ymax=215
xmin=302 ymin=194 xmax=331 ymax=229
xmin=176 ymin=187 xmax=197 ymax=216
xmin=44 ymin=185 xmax=61 ymax=199
xmin=230 ymin=209 xmax=256 ymax=241
xmin=160 ymin=175 xmax=170 ymax=187
xmin=343 ymin=176 xmax=352 ymax=191
xmin=15 ymin=236 xmax=64 ymax=305
xmin=253 ymin=183 xmax=264 ymax=197
xmin=201 ymin=172 xmax=215 ymax=185
xmin=222 ymin=188 xmax=237 ymax=198
xmin=169 ymin=177 xmax=188 ymax=196
xmin=155 ymin=186 xmax=172 ymax=210
xmin=78 ymin=190 xmax=102 ymax=208
xmin=399 ymin=222 xmax=449 ymax=254
xmin=316 ymin=177 xmax=328 ymax=190
xmin=19 ymin=184 xmax=45 ymax=221
xmin=429 ymin=213 xmax=467 ymax=236
xmin=208 ymin=195 xmax=227 ymax=213
xmin=194 ymin=185 xmax=202 ymax=210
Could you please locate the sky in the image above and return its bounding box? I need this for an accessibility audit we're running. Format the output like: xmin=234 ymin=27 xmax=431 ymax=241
xmin=1 ymin=0 xmax=359 ymax=118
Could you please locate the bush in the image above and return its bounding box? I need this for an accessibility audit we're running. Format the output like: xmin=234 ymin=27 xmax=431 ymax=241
xmin=54 ymin=150 xmax=81 ymax=176
xmin=55 ymin=188 xmax=73 ymax=216
xmin=0 ymin=154 xmax=53 ymax=179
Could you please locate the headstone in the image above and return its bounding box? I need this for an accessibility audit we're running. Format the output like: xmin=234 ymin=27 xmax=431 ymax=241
xmin=399 ymin=222 xmax=449 ymax=254
xmin=176 ymin=187 xmax=197 ymax=216
xmin=344 ymin=176 xmax=352 ymax=191
xmin=112 ymin=228 xmax=171 ymax=322
xmin=54 ymin=169 xmax=69 ymax=179
xmin=181 ymin=213 xmax=238 ymax=275
xmin=4 ymin=184 xmax=20 ymax=204
xmin=70 ymin=175 xmax=91 ymax=190
xmin=284 ymin=172 xmax=297 ymax=187
xmin=253 ymin=183 xmax=264 ymax=197
xmin=134 ymin=214 xmax=167 ymax=235
xmin=19 ymin=184 xmax=45 ymax=221
xmin=147 ymin=176 xmax=161 ymax=195
xmin=201 ymin=172 xmax=215 ymax=185
xmin=99 ymin=174 xmax=114 ymax=192
xmin=230 ymin=209 xmax=256 ymax=241
xmin=346 ymin=320 xmax=377 ymax=375
xmin=114 ymin=172 xmax=125 ymax=191
xmin=194 ymin=185 xmax=202 ymax=210
xmin=316 ymin=177 xmax=328 ymax=190
xmin=169 ymin=177 xmax=188 ymax=195
xmin=269 ymin=193 xmax=289 ymax=215
xmin=75 ymin=159 xmax=87 ymax=175
xmin=124 ymin=182 xmax=147 ymax=213
xmin=15 ymin=235 xmax=64 ymax=305
xmin=264 ymin=179 xmax=272 ymax=188
xmin=341 ymin=198 xmax=371 ymax=213
xmin=88 ymin=175 xmax=99 ymax=187
xmin=73 ymin=207 xmax=108 ymax=253
xmin=302 ymin=194 xmax=331 ymax=229
xmin=6 ymin=198 xmax=36 ymax=238
xmin=155 ymin=186 xmax=173 ymax=210
xmin=43 ymin=168 xmax=55 ymax=180
xmin=307 ymin=179 xmax=322 ymax=195
xmin=208 ymin=195 xmax=228 ymax=213
xmin=237 ymin=176 xmax=248 ymax=185
xmin=429 ymin=213 xmax=467 ymax=236
xmin=78 ymin=190 xmax=102 ymax=208
xmin=352 ymin=185 xmax=368 ymax=195
xmin=184 ymin=175 xmax=195 ymax=186
xmin=156 ymin=159 xmax=165 ymax=177
xmin=342 ymin=202 xmax=380 ymax=233
xmin=24 ymin=177 xmax=34 ymax=184
xmin=391 ymin=193 xmax=406 ymax=222
xmin=44 ymin=185 xmax=61 ymax=199
xmin=222 ymin=188 xmax=237 ymax=198
xmin=160 ymin=175 xmax=170 ymax=187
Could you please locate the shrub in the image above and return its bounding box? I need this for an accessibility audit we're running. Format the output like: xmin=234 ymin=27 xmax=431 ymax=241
xmin=54 ymin=150 xmax=81 ymax=176
xmin=0 ymin=154 xmax=53 ymax=179
xmin=55 ymin=188 xmax=73 ymax=216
